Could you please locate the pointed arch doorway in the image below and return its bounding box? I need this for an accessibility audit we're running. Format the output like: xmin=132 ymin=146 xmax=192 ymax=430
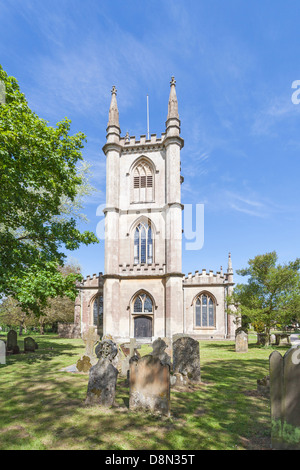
xmin=134 ymin=316 xmax=153 ymax=338
xmin=132 ymin=292 xmax=154 ymax=339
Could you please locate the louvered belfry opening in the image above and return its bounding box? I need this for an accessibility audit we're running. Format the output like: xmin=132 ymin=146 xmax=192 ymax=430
xmin=133 ymin=160 xmax=154 ymax=202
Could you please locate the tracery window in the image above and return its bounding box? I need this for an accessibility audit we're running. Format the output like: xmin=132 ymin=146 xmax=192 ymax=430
xmin=132 ymin=160 xmax=154 ymax=202
xmin=133 ymin=293 xmax=153 ymax=313
xmin=195 ymin=293 xmax=215 ymax=328
xmin=134 ymin=221 xmax=153 ymax=264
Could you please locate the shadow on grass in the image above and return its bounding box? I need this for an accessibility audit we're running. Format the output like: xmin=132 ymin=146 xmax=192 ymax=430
xmin=1 ymin=335 xmax=85 ymax=367
xmin=0 ymin=336 xmax=273 ymax=450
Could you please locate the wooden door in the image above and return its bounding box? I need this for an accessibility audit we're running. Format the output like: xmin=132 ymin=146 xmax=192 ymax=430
xmin=134 ymin=316 xmax=152 ymax=338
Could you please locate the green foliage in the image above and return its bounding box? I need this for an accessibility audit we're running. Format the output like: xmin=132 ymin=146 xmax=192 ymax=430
xmin=10 ymin=261 xmax=82 ymax=316
xmin=0 ymin=65 xmax=98 ymax=314
xmin=228 ymin=252 xmax=300 ymax=340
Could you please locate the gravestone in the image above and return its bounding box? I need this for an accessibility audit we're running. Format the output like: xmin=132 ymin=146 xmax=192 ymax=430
xmin=161 ymin=337 xmax=172 ymax=361
xmin=118 ymin=339 xmax=141 ymax=377
xmin=85 ymin=339 xmax=119 ymax=407
xmin=24 ymin=337 xmax=37 ymax=353
xmin=270 ymin=346 xmax=300 ymax=450
xmin=129 ymin=338 xmax=141 ymax=358
xmin=81 ymin=327 xmax=100 ymax=366
xmin=173 ymin=336 xmax=201 ymax=382
xmin=6 ymin=330 xmax=20 ymax=355
xmin=257 ymin=333 xmax=268 ymax=346
xmin=235 ymin=328 xmax=248 ymax=353
xmin=149 ymin=338 xmax=171 ymax=366
xmin=129 ymin=355 xmax=170 ymax=416
xmin=0 ymin=340 xmax=6 ymax=365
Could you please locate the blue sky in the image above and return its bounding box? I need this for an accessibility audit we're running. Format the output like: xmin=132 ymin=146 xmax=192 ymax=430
xmin=1 ymin=0 xmax=300 ymax=283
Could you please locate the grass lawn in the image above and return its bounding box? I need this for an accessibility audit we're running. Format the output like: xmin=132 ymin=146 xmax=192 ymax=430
xmin=0 ymin=333 xmax=291 ymax=450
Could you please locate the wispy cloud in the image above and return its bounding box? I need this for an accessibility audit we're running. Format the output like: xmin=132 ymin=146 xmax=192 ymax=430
xmin=223 ymin=190 xmax=296 ymax=218
xmin=14 ymin=4 xmax=175 ymax=120
xmin=251 ymin=92 xmax=300 ymax=136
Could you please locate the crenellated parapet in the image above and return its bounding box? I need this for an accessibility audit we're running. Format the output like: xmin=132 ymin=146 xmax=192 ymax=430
xmin=183 ymin=269 xmax=230 ymax=286
xmin=118 ymin=263 xmax=166 ymax=276
xmin=79 ymin=272 xmax=104 ymax=289
xmin=119 ymin=132 xmax=167 ymax=153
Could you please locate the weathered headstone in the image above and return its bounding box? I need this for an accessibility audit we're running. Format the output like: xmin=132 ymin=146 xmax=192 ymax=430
xmin=257 ymin=333 xmax=268 ymax=346
xmin=161 ymin=337 xmax=172 ymax=361
xmin=150 ymin=338 xmax=171 ymax=366
xmin=235 ymin=328 xmax=248 ymax=353
xmin=81 ymin=327 xmax=100 ymax=366
xmin=118 ymin=339 xmax=141 ymax=377
xmin=6 ymin=330 xmax=20 ymax=354
xmin=85 ymin=339 xmax=119 ymax=407
xmin=24 ymin=337 xmax=37 ymax=353
xmin=0 ymin=340 xmax=6 ymax=365
xmin=129 ymin=338 xmax=142 ymax=358
xmin=270 ymin=346 xmax=300 ymax=450
xmin=173 ymin=336 xmax=201 ymax=382
xmin=129 ymin=355 xmax=170 ymax=416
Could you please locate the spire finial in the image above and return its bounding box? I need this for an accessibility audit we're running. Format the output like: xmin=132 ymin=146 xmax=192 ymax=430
xmin=167 ymin=76 xmax=179 ymax=121
xmin=107 ymin=84 xmax=120 ymax=130
xmin=228 ymin=252 xmax=233 ymax=274
xmin=170 ymin=76 xmax=176 ymax=87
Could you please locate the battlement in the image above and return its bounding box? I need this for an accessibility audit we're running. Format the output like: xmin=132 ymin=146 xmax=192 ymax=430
xmin=118 ymin=263 xmax=166 ymax=276
xmin=119 ymin=132 xmax=166 ymax=151
xmin=81 ymin=272 xmax=104 ymax=288
xmin=183 ymin=269 xmax=228 ymax=286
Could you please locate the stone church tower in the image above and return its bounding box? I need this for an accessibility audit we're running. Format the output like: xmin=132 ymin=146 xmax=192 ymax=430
xmin=73 ymin=78 xmax=236 ymax=342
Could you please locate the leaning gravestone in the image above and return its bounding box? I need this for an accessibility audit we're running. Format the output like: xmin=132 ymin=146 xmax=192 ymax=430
xmin=149 ymin=338 xmax=171 ymax=366
xmin=235 ymin=328 xmax=248 ymax=353
xmin=270 ymin=345 xmax=300 ymax=450
xmin=0 ymin=340 xmax=6 ymax=365
xmin=6 ymin=330 xmax=20 ymax=355
xmin=173 ymin=336 xmax=201 ymax=382
xmin=85 ymin=339 xmax=119 ymax=407
xmin=129 ymin=355 xmax=170 ymax=416
xmin=24 ymin=337 xmax=37 ymax=353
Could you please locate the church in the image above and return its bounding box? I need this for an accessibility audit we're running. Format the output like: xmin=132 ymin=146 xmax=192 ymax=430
xmin=73 ymin=78 xmax=236 ymax=342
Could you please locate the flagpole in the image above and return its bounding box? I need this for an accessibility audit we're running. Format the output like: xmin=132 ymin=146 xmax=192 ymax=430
xmin=147 ymin=94 xmax=150 ymax=140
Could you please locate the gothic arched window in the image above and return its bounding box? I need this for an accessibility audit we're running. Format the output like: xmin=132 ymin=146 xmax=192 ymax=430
xmin=92 ymin=295 xmax=103 ymax=335
xmin=195 ymin=293 xmax=215 ymax=328
xmin=134 ymin=221 xmax=153 ymax=264
xmin=133 ymin=293 xmax=153 ymax=313
xmin=132 ymin=159 xmax=154 ymax=203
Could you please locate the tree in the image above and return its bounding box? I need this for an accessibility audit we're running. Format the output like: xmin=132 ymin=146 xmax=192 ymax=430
xmin=36 ymin=261 xmax=81 ymax=334
xmin=228 ymin=252 xmax=300 ymax=344
xmin=0 ymin=65 xmax=98 ymax=313
xmin=0 ymin=261 xmax=81 ymax=334
xmin=0 ymin=296 xmax=35 ymax=334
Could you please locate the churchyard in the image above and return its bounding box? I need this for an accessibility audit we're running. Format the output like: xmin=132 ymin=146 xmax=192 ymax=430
xmin=1 ymin=331 xmax=297 ymax=451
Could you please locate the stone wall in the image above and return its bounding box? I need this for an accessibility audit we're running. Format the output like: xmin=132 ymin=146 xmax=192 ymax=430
xmin=58 ymin=323 xmax=81 ymax=339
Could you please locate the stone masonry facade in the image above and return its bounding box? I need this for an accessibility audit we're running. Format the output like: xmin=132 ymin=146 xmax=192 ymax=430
xmin=74 ymin=78 xmax=236 ymax=342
